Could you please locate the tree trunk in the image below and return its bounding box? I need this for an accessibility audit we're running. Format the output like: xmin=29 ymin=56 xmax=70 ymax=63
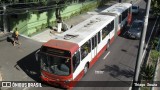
xmin=55 ymin=8 xmax=62 ymax=23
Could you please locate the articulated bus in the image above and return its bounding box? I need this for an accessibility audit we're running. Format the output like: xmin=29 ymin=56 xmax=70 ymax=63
xmin=35 ymin=3 xmax=132 ymax=89
xmin=101 ymin=3 xmax=132 ymax=35
xmin=36 ymin=15 xmax=116 ymax=88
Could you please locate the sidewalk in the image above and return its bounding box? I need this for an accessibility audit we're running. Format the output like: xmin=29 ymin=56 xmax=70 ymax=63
xmin=0 ymin=32 xmax=12 ymax=42
xmin=30 ymin=14 xmax=93 ymax=42
xmin=30 ymin=0 xmax=136 ymax=43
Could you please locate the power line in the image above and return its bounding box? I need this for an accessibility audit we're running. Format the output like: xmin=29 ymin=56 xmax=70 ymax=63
xmin=0 ymin=5 xmax=67 ymax=15
xmin=0 ymin=3 xmax=67 ymax=13
xmin=0 ymin=3 xmax=69 ymax=15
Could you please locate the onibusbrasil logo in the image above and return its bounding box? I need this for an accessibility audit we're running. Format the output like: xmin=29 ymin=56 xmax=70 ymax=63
xmin=1 ymin=81 xmax=42 ymax=87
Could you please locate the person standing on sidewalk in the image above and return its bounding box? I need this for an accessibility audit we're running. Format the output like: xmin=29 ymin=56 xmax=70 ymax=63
xmin=12 ymin=28 xmax=21 ymax=46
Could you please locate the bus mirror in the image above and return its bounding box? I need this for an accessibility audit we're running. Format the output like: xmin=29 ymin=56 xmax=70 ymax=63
xmin=35 ymin=50 xmax=40 ymax=61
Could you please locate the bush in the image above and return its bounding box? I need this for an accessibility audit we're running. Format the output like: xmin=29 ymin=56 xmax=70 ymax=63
xmin=151 ymin=37 xmax=159 ymax=49
xmin=141 ymin=64 xmax=155 ymax=81
xmin=80 ymin=2 xmax=97 ymax=14
xmin=150 ymin=50 xmax=160 ymax=64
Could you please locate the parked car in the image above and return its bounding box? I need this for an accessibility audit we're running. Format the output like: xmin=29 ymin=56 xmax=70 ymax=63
xmin=149 ymin=9 xmax=156 ymax=19
xmin=127 ymin=20 xmax=143 ymax=39
xmin=132 ymin=5 xmax=139 ymax=14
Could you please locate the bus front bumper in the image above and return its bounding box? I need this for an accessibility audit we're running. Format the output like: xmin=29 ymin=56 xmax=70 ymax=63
xmin=41 ymin=75 xmax=73 ymax=89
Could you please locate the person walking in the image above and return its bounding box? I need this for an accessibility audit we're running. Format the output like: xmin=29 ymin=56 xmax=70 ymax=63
xmin=12 ymin=28 xmax=21 ymax=46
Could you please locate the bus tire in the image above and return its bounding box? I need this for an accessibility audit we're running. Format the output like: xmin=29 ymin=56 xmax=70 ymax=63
xmin=84 ymin=63 xmax=88 ymax=74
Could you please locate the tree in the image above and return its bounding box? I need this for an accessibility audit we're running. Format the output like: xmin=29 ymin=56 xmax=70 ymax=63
xmin=54 ymin=0 xmax=70 ymax=22
xmin=151 ymin=0 xmax=160 ymax=15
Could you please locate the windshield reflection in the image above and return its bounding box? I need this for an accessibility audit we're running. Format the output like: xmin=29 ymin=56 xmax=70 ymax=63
xmin=40 ymin=53 xmax=71 ymax=76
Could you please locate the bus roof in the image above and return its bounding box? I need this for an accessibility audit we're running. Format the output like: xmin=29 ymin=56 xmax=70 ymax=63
xmin=101 ymin=3 xmax=132 ymax=15
xmin=43 ymin=39 xmax=79 ymax=55
xmin=52 ymin=15 xmax=115 ymax=47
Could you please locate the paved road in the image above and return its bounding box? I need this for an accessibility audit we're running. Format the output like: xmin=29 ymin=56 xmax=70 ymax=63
xmin=0 ymin=37 xmax=42 ymax=90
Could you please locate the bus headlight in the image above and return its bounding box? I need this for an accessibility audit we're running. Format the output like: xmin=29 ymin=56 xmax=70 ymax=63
xmin=41 ymin=72 xmax=46 ymax=78
xmin=64 ymin=78 xmax=73 ymax=83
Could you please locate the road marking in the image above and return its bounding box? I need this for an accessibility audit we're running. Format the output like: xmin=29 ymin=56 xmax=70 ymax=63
xmin=23 ymin=87 xmax=31 ymax=90
xmin=103 ymin=51 xmax=110 ymax=60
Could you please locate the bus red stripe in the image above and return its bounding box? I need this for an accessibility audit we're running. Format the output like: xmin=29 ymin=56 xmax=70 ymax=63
xmin=117 ymin=29 xmax=121 ymax=35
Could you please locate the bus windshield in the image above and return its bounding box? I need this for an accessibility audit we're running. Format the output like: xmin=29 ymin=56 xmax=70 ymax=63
xmin=40 ymin=53 xmax=71 ymax=76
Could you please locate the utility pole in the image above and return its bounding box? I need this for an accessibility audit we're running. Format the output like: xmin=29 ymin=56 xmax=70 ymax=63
xmin=3 ymin=4 xmax=8 ymax=33
xmin=132 ymin=0 xmax=151 ymax=90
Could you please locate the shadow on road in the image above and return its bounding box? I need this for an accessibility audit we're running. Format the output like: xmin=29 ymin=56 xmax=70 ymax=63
xmin=7 ymin=37 xmax=14 ymax=45
xmin=16 ymin=50 xmax=41 ymax=82
xmin=15 ymin=50 xmax=65 ymax=89
xmin=121 ymin=49 xmax=127 ymax=52
xmin=101 ymin=65 xmax=134 ymax=78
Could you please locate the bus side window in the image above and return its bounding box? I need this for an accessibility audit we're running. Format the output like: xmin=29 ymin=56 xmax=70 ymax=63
xmin=102 ymin=26 xmax=107 ymax=40
xmin=110 ymin=20 xmax=114 ymax=30
xmin=122 ymin=10 xmax=128 ymax=21
xmin=98 ymin=32 xmax=101 ymax=44
xmin=73 ymin=50 xmax=80 ymax=72
xmin=81 ymin=40 xmax=91 ymax=60
xmin=102 ymin=25 xmax=111 ymax=40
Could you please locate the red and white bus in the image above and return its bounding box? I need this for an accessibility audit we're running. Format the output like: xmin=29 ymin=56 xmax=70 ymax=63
xmin=101 ymin=3 xmax=132 ymax=35
xmin=35 ymin=3 xmax=132 ymax=89
xmin=36 ymin=15 xmax=116 ymax=88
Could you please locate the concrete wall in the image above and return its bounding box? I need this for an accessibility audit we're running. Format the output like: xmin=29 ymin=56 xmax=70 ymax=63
xmin=8 ymin=1 xmax=98 ymax=36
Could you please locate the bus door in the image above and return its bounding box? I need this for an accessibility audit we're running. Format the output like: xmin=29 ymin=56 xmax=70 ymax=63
xmin=91 ymin=34 xmax=97 ymax=59
xmin=109 ymin=20 xmax=115 ymax=40
xmin=114 ymin=16 xmax=119 ymax=37
xmin=118 ymin=14 xmax=122 ymax=35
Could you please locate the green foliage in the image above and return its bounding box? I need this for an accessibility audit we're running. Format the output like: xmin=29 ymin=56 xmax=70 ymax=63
xmin=80 ymin=2 xmax=97 ymax=14
xmin=28 ymin=23 xmax=48 ymax=37
xmin=150 ymin=50 xmax=160 ymax=64
xmin=141 ymin=64 xmax=155 ymax=81
xmin=70 ymin=11 xmax=80 ymax=18
xmin=49 ymin=21 xmax=56 ymax=26
xmin=140 ymin=87 xmax=150 ymax=90
xmin=151 ymin=0 xmax=160 ymax=15
xmin=151 ymin=37 xmax=159 ymax=49
xmin=41 ymin=23 xmax=46 ymax=30
xmin=97 ymin=0 xmax=111 ymax=7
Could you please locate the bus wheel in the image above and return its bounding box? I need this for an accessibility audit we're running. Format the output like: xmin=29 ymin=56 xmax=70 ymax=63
xmin=84 ymin=63 xmax=88 ymax=74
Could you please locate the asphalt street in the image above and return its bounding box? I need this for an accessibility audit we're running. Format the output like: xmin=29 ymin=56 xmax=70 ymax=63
xmin=0 ymin=0 xmax=157 ymax=90
xmin=0 ymin=37 xmax=42 ymax=90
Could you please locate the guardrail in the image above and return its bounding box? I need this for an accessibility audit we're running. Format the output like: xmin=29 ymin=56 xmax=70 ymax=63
xmin=156 ymin=36 xmax=160 ymax=51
